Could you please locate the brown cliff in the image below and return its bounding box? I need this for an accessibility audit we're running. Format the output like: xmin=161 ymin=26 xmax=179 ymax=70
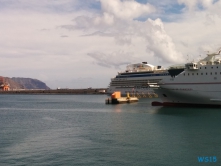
xmin=2 ymin=77 xmax=50 ymax=90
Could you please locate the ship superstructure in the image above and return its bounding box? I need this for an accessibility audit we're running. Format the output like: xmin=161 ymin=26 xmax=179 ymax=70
xmin=107 ymin=62 xmax=170 ymax=96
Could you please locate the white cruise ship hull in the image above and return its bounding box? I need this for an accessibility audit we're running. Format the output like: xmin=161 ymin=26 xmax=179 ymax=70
xmin=107 ymin=73 xmax=169 ymax=96
xmin=107 ymin=62 xmax=170 ymax=97
xmin=155 ymin=83 xmax=221 ymax=105
xmin=155 ymin=61 xmax=221 ymax=106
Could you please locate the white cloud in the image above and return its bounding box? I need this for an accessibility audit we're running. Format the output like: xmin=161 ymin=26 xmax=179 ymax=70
xmin=178 ymin=0 xmax=216 ymax=11
xmin=0 ymin=10 xmax=89 ymax=87
xmin=0 ymin=0 xmax=79 ymax=13
xmin=88 ymin=51 xmax=136 ymax=68
xmin=61 ymin=0 xmax=184 ymax=68
xmin=100 ymin=0 xmax=156 ymax=20
xmin=164 ymin=0 xmax=221 ymax=61
xmin=178 ymin=0 xmax=198 ymax=11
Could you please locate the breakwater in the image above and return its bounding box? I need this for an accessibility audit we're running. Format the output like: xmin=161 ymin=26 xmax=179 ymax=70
xmin=0 ymin=88 xmax=108 ymax=94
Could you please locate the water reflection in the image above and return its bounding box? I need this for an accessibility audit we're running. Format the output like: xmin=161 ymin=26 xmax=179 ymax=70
xmin=153 ymin=106 xmax=221 ymax=117
xmin=113 ymin=105 xmax=123 ymax=113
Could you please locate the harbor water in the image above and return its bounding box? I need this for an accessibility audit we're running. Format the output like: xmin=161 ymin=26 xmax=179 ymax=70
xmin=0 ymin=95 xmax=220 ymax=166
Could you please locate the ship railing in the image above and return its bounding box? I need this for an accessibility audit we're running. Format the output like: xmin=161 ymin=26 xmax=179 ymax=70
xmin=118 ymin=69 xmax=155 ymax=74
xmin=127 ymin=91 xmax=158 ymax=98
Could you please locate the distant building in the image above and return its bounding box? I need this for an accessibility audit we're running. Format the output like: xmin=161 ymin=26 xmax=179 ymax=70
xmin=0 ymin=84 xmax=10 ymax=91
xmin=98 ymin=89 xmax=106 ymax=93
xmin=0 ymin=76 xmax=10 ymax=91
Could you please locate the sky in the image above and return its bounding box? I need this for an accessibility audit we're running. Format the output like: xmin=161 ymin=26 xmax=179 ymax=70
xmin=1 ymin=0 xmax=221 ymax=89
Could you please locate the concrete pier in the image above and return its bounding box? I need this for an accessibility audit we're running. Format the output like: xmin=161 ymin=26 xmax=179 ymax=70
xmin=105 ymin=91 xmax=139 ymax=104
xmin=0 ymin=88 xmax=107 ymax=95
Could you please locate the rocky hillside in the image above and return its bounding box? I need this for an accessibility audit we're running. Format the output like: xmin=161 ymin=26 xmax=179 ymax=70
xmin=3 ymin=77 xmax=50 ymax=90
xmin=11 ymin=77 xmax=50 ymax=89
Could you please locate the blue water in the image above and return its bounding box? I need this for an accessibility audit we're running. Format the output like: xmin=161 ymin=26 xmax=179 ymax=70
xmin=0 ymin=95 xmax=220 ymax=166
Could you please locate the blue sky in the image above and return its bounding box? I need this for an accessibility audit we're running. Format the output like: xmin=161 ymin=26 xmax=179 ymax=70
xmin=1 ymin=0 xmax=221 ymax=89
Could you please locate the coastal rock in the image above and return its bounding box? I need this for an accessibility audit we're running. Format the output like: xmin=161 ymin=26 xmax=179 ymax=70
xmin=1 ymin=77 xmax=50 ymax=90
xmin=10 ymin=77 xmax=50 ymax=90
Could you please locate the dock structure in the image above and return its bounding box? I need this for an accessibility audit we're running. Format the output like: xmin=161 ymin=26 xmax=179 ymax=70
xmin=0 ymin=88 xmax=108 ymax=94
xmin=105 ymin=91 xmax=138 ymax=104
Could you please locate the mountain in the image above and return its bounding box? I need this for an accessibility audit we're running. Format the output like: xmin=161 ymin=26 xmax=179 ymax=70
xmin=1 ymin=77 xmax=50 ymax=90
xmin=10 ymin=77 xmax=50 ymax=90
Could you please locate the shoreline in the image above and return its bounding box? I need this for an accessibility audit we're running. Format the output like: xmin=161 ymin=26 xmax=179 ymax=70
xmin=0 ymin=88 xmax=108 ymax=95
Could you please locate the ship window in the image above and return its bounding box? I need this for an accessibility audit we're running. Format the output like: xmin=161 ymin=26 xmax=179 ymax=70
xmin=163 ymin=94 xmax=167 ymax=97
xmin=215 ymin=72 xmax=217 ymax=75
xmin=217 ymin=66 xmax=218 ymax=69
xmin=188 ymin=73 xmax=189 ymax=75
xmin=184 ymin=73 xmax=185 ymax=76
xmin=211 ymin=72 xmax=212 ymax=75
xmin=211 ymin=67 xmax=213 ymax=69
xmin=192 ymin=73 xmax=194 ymax=75
xmin=205 ymin=67 xmax=207 ymax=69
xmin=206 ymin=73 xmax=207 ymax=75
xmin=200 ymin=67 xmax=201 ymax=69
xmin=197 ymin=73 xmax=198 ymax=75
xmin=201 ymin=73 xmax=203 ymax=75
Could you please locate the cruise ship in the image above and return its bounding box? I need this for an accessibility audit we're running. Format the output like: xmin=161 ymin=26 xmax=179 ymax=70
xmin=107 ymin=62 xmax=170 ymax=96
xmin=153 ymin=49 xmax=221 ymax=106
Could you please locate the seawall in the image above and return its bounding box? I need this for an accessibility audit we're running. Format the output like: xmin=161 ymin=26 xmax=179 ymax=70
xmin=0 ymin=88 xmax=108 ymax=95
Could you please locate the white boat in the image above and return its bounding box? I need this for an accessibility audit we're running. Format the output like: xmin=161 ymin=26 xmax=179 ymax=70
xmin=154 ymin=49 xmax=221 ymax=106
xmin=107 ymin=62 xmax=170 ymax=96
